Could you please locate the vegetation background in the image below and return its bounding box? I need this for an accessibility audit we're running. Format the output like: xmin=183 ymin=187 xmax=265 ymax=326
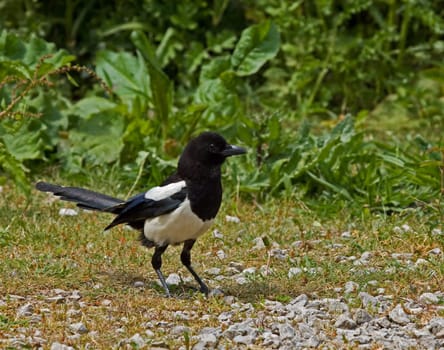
xmin=0 ymin=0 xmax=443 ymax=215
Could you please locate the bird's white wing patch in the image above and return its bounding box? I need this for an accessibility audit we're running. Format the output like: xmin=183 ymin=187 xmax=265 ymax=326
xmin=143 ymin=198 xmax=213 ymax=246
xmin=145 ymin=180 xmax=186 ymax=201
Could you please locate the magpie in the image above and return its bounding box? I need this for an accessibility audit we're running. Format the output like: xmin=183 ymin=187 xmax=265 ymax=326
xmin=36 ymin=132 xmax=246 ymax=296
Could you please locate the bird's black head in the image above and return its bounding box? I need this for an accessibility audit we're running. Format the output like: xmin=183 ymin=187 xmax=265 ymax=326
xmin=178 ymin=132 xmax=246 ymax=178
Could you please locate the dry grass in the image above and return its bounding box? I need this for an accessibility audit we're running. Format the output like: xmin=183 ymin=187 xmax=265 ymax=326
xmin=0 ymin=183 xmax=443 ymax=348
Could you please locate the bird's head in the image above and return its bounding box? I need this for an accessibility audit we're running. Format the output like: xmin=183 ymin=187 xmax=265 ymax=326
xmin=178 ymin=132 xmax=246 ymax=176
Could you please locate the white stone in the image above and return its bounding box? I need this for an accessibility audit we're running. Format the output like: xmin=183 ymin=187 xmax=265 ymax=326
xmin=419 ymin=292 xmax=439 ymax=305
xmin=69 ymin=322 xmax=88 ymax=334
xmin=278 ymin=323 xmax=295 ymax=339
xmin=335 ymin=314 xmax=357 ymax=329
xmin=428 ymin=248 xmax=442 ymax=255
xmin=128 ymin=333 xmax=145 ymax=347
xmin=401 ymin=224 xmax=411 ymax=232
xmin=196 ymin=333 xmax=217 ymax=345
xmin=344 ymin=281 xmax=359 ymax=294
xmin=415 ymin=258 xmax=429 ymax=266
xmin=166 ymin=273 xmax=181 ymax=286
xmin=341 ymin=231 xmax=352 ymax=238
xmin=17 ymin=303 xmax=34 ymax=317
xmin=212 ymin=230 xmax=224 ymax=239
xmin=133 ymin=281 xmax=145 ymax=288
xmin=235 ymin=276 xmax=248 ymax=285
xmin=205 ymin=267 xmax=221 ymax=276
xmin=288 ymin=267 xmax=303 ymax=278
xmin=252 ymin=237 xmax=266 ymax=249
xmin=225 ymin=215 xmax=240 ymax=223
xmin=50 ymin=342 xmax=75 ymax=350
xmin=389 ymin=304 xmax=410 ymax=325
xmin=431 ymin=228 xmax=442 ymax=236
xmin=216 ymin=250 xmax=226 ymax=259
xmin=59 ymin=208 xmax=78 ymax=216
xmin=242 ymin=267 xmax=257 ymax=275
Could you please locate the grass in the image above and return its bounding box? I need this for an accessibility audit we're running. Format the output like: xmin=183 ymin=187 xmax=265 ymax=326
xmin=0 ymin=181 xmax=443 ymax=348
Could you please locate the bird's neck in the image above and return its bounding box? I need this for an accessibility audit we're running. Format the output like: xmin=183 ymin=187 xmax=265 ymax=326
xmin=185 ymin=175 xmax=223 ymax=221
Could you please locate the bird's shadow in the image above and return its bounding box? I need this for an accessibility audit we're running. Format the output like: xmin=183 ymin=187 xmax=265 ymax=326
xmin=95 ymin=269 xmax=300 ymax=302
xmin=95 ymin=269 xmax=207 ymax=298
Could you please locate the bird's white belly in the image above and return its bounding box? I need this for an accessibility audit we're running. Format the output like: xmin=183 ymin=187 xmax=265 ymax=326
xmin=143 ymin=198 xmax=214 ymax=246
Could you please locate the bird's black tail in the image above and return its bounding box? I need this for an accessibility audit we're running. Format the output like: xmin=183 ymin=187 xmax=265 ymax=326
xmin=35 ymin=181 xmax=124 ymax=214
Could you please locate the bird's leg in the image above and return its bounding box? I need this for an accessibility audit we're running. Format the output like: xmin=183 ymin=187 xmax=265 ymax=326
xmin=181 ymin=239 xmax=209 ymax=295
xmin=151 ymin=245 xmax=171 ymax=297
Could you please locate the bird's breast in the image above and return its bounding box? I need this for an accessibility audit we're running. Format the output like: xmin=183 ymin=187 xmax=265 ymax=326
xmin=143 ymin=198 xmax=214 ymax=246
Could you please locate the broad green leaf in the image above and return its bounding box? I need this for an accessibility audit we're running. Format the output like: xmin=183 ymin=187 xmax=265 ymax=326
xmin=200 ymin=55 xmax=231 ymax=81
xmin=0 ymin=30 xmax=26 ymax=60
xmin=1 ymin=121 xmax=45 ymax=161
xmin=68 ymin=112 xmax=125 ymax=164
xmin=69 ymin=97 xmax=117 ymax=118
xmin=96 ymin=50 xmax=151 ymax=113
xmin=0 ymin=60 xmax=31 ymax=80
xmin=231 ymin=21 xmax=280 ymax=76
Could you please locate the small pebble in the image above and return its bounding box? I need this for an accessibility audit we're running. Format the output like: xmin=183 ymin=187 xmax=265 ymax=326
xmin=212 ymin=230 xmax=224 ymax=239
xmin=17 ymin=303 xmax=34 ymax=317
xmin=235 ymin=276 xmax=248 ymax=285
xmin=69 ymin=322 xmax=88 ymax=334
xmin=51 ymin=342 xmax=75 ymax=350
xmin=335 ymin=314 xmax=357 ymax=329
xmin=216 ymin=250 xmax=226 ymax=259
xmin=419 ymin=292 xmax=439 ymax=305
xmin=388 ymin=304 xmax=410 ymax=325
xmin=242 ymin=267 xmax=257 ymax=275
xmin=134 ymin=281 xmax=145 ymax=288
xmin=46 ymin=296 xmax=65 ymax=303
xmin=341 ymin=231 xmax=352 ymax=239
xmin=252 ymin=237 xmax=266 ymax=249
xmin=225 ymin=215 xmax=241 ymax=223
xmin=288 ymin=267 xmax=303 ymax=278
xmin=128 ymin=333 xmax=145 ymax=347
xmin=166 ymin=273 xmax=181 ymax=286
xmin=431 ymin=228 xmax=442 ymax=236
xmin=59 ymin=208 xmax=78 ymax=216
xmin=205 ymin=267 xmax=221 ymax=276
xmin=344 ymin=281 xmax=359 ymax=294
xmin=354 ymin=309 xmax=372 ymax=324
xmin=428 ymin=248 xmax=442 ymax=255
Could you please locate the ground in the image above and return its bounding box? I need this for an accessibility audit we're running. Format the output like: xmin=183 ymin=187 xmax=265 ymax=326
xmin=0 ymin=184 xmax=443 ymax=349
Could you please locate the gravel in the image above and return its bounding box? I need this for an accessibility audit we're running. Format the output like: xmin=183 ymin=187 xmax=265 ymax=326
xmin=4 ymin=288 xmax=443 ymax=349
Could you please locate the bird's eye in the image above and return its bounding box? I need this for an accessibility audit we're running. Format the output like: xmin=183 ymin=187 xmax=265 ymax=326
xmin=208 ymin=143 xmax=217 ymax=153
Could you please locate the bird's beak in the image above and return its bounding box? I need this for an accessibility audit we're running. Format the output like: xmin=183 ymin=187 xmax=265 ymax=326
xmin=221 ymin=144 xmax=247 ymax=157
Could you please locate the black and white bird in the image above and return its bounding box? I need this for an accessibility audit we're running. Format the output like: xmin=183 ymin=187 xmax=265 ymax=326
xmin=36 ymin=132 xmax=246 ymax=296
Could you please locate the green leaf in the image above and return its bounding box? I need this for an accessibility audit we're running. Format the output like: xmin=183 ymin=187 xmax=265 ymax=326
xmin=131 ymin=31 xmax=173 ymax=135
xmin=68 ymin=112 xmax=125 ymax=165
xmin=95 ymin=50 xmax=151 ymax=113
xmin=0 ymin=141 xmax=30 ymax=195
xmin=1 ymin=121 xmax=45 ymax=161
xmin=231 ymin=21 xmax=280 ymax=76
xmin=0 ymin=31 xmax=74 ymax=79
xmin=100 ymin=22 xmax=153 ymax=37
xmin=0 ymin=60 xmax=31 ymax=80
xmin=69 ymin=97 xmax=117 ymax=118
